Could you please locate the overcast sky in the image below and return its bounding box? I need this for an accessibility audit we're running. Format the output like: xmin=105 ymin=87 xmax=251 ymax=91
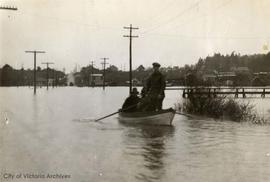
xmin=1 ymin=0 xmax=270 ymax=72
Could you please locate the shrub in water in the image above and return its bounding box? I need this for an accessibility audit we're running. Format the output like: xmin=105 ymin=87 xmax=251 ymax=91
xmin=179 ymin=95 xmax=266 ymax=124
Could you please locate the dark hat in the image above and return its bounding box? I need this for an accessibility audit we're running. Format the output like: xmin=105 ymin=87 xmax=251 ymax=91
xmin=131 ymin=88 xmax=139 ymax=94
xmin=152 ymin=62 xmax=161 ymax=67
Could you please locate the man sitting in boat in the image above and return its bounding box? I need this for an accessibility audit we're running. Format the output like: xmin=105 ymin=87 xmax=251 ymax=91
xmin=121 ymin=88 xmax=141 ymax=112
xmin=140 ymin=62 xmax=166 ymax=111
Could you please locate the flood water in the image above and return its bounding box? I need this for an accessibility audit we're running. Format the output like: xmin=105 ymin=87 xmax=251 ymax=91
xmin=1 ymin=87 xmax=270 ymax=182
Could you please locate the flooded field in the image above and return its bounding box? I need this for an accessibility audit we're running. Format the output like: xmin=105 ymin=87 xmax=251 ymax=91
xmin=1 ymin=87 xmax=270 ymax=182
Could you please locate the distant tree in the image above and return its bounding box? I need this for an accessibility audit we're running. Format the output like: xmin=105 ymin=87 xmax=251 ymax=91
xmin=2 ymin=64 xmax=13 ymax=70
xmin=107 ymin=65 xmax=118 ymax=72
xmin=136 ymin=65 xmax=145 ymax=72
xmin=1 ymin=64 xmax=14 ymax=86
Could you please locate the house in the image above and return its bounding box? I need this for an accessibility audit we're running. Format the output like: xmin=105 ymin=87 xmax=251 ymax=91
xmin=124 ymin=78 xmax=143 ymax=86
xmin=74 ymin=73 xmax=83 ymax=86
xmin=203 ymin=72 xmax=236 ymax=86
xmin=253 ymin=72 xmax=269 ymax=77
xmin=36 ymin=77 xmax=47 ymax=86
xmin=132 ymin=78 xmax=142 ymax=86
xmin=217 ymin=72 xmax=236 ymax=86
xmin=231 ymin=67 xmax=250 ymax=74
xmin=252 ymin=72 xmax=270 ymax=86
xmin=90 ymin=74 xmax=104 ymax=86
xmin=203 ymin=74 xmax=216 ymax=82
xmin=48 ymin=78 xmax=54 ymax=86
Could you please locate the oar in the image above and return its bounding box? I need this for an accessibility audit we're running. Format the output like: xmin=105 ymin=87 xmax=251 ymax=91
xmin=95 ymin=111 xmax=120 ymax=122
xmin=95 ymin=104 xmax=138 ymax=122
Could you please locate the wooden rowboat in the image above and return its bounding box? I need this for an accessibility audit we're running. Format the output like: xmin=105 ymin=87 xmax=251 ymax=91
xmin=118 ymin=108 xmax=176 ymax=126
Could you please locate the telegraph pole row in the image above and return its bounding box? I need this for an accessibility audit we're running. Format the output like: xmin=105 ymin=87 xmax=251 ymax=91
xmin=100 ymin=58 xmax=109 ymax=90
xmin=42 ymin=62 xmax=54 ymax=90
xmin=25 ymin=50 xmax=46 ymax=94
xmin=123 ymin=24 xmax=139 ymax=94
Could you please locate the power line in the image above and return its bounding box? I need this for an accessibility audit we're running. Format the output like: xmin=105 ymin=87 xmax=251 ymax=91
xmin=123 ymin=24 xmax=139 ymax=94
xmin=142 ymin=0 xmax=203 ymax=34
xmin=141 ymin=32 xmax=270 ymax=40
xmin=20 ymin=11 xmax=120 ymax=32
xmin=141 ymin=0 xmax=269 ymax=41
xmin=173 ymin=0 xmax=233 ymax=30
xmin=140 ymin=0 xmax=179 ymax=26
xmin=141 ymin=0 xmax=231 ymax=34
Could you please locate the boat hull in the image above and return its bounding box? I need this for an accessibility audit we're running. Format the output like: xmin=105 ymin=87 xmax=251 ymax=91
xmin=118 ymin=108 xmax=175 ymax=126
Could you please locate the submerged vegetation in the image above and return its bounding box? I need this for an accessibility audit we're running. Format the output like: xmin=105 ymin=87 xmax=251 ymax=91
xmin=177 ymin=95 xmax=267 ymax=124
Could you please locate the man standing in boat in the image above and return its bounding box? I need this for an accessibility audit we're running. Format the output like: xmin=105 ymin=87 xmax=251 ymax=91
xmin=144 ymin=62 xmax=166 ymax=111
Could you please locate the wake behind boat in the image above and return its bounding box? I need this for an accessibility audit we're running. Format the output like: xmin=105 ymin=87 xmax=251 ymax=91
xmin=118 ymin=108 xmax=175 ymax=126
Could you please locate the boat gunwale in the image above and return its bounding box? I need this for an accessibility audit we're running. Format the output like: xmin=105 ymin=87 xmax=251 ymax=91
xmin=119 ymin=108 xmax=175 ymax=118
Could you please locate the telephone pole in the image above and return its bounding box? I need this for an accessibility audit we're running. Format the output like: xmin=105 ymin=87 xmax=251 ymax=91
xmin=124 ymin=24 xmax=139 ymax=94
xmin=25 ymin=50 xmax=45 ymax=94
xmin=42 ymin=62 xmax=54 ymax=90
xmin=100 ymin=58 xmax=109 ymax=90
xmin=90 ymin=61 xmax=95 ymax=87
xmin=53 ymin=68 xmax=55 ymax=88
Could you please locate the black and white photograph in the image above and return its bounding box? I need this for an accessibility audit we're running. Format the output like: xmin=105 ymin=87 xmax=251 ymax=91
xmin=1 ymin=0 xmax=270 ymax=181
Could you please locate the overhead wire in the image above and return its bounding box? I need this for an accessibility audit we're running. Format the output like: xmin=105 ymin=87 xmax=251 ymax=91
xmin=173 ymin=0 xmax=232 ymax=30
xmin=140 ymin=0 xmax=269 ymax=40
xmin=6 ymin=0 xmax=119 ymax=32
xmin=19 ymin=11 xmax=121 ymax=32
xmin=139 ymin=0 xmax=179 ymax=26
xmin=141 ymin=0 xmax=230 ymax=36
xmin=141 ymin=0 xmax=203 ymax=34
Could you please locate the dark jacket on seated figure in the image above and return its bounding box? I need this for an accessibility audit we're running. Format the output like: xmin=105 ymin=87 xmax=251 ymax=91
xmin=122 ymin=88 xmax=140 ymax=112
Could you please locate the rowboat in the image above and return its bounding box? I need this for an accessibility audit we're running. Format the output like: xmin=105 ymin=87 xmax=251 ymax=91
xmin=118 ymin=108 xmax=176 ymax=126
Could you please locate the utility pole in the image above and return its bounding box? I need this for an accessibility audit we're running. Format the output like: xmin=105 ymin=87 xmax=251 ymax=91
xmin=25 ymin=50 xmax=45 ymax=94
xmin=53 ymin=68 xmax=56 ymax=88
xmin=100 ymin=58 xmax=109 ymax=90
xmin=42 ymin=62 xmax=54 ymax=90
xmin=124 ymin=24 xmax=139 ymax=94
xmin=90 ymin=61 xmax=95 ymax=87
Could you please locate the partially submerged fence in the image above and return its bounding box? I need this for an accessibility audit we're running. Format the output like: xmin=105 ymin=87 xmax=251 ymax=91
xmin=165 ymin=87 xmax=270 ymax=98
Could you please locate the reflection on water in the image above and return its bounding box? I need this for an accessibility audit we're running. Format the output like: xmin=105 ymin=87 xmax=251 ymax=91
xmin=122 ymin=125 xmax=175 ymax=182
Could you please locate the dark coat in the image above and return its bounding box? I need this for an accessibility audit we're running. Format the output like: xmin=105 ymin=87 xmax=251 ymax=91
xmin=141 ymin=70 xmax=166 ymax=111
xmin=122 ymin=95 xmax=140 ymax=112
xmin=146 ymin=71 xmax=166 ymax=96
